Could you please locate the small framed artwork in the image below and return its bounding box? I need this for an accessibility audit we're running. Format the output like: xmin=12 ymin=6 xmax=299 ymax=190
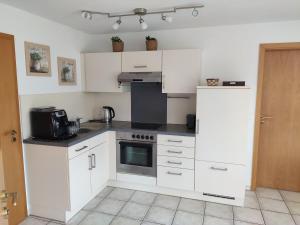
xmin=57 ymin=57 xmax=77 ymax=85
xmin=24 ymin=42 xmax=51 ymax=76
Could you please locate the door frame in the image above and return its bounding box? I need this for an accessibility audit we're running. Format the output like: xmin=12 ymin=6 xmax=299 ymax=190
xmin=0 ymin=32 xmax=28 ymax=224
xmin=251 ymin=42 xmax=300 ymax=190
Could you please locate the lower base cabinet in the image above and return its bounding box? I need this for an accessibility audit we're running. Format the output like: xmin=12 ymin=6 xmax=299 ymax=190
xmin=195 ymin=160 xmax=246 ymax=199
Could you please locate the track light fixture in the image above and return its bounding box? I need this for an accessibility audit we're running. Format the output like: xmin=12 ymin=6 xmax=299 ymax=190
xmin=139 ymin=16 xmax=148 ymax=30
xmin=112 ymin=17 xmax=122 ymax=30
xmin=81 ymin=4 xmax=204 ymax=30
xmin=161 ymin=14 xmax=173 ymax=23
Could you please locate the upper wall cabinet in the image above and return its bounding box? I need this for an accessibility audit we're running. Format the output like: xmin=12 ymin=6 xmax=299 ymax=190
xmin=162 ymin=49 xmax=201 ymax=93
xmin=84 ymin=52 xmax=122 ymax=92
xmin=122 ymin=51 xmax=162 ymax=72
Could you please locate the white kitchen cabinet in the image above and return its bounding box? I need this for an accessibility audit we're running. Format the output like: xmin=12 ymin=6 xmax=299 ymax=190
xmin=195 ymin=86 xmax=251 ymax=205
xmin=90 ymin=142 xmax=109 ymax=194
xmin=122 ymin=51 xmax=162 ymax=72
xmin=195 ymin=87 xmax=251 ymax=164
xmin=162 ymin=49 xmax=201 ymax=93
xmin=84 ymin=52 xmax=122 ymax=92
xmin=69 ymin=150 xmax=92 ymax=211
xmin=25 ymin=133 xmax=110 ymax=222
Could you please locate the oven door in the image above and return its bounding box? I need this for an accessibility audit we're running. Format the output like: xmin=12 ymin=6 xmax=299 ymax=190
xmin=117 ymin=140 xmax=157 ymax=177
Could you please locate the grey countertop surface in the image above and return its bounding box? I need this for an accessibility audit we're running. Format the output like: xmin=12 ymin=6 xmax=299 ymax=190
xmin=23 ymin=121 xmax=195 ymax=147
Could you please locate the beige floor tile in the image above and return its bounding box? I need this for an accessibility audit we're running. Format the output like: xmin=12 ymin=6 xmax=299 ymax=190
xmin=19 ymin=217 xmax=49 ymax=225
xmin=293 ymin=215 xmax=300 ymax=225
xmin=234 ymin=221 xmax=262 ymax=225
xmin=107 ymin=188 xmax=135 ymax=201
xmin=173 ymin=211 xmax=204 ymax=225
xmin=178 ymin=198 xmax=205 ymax=214
xmin=119 ymin=202 xmax=149 ymax=220
xmin=256 ymin=188 xmax=282 ymax=200
xmin=79 ymin=212 xmax=114 ymax=225
xmin=144 ymin=206 xmax=175 ymax=225
xmin=233 ymin=207 xmax=264 ymax=225
xmin=244 ymin=196 xmax=260 ymax=209
xmin=262 ymin=210 xmax=295 ymax=225
xmin=83 ymin=197 xmax=103 ymax=210
xmin=203 ymin=215 xmax=233 ymax=225
xmin=95 ymin=198 xmax=126 ymax=215
xmin=67 ymin=211 xmax=89 ymax=225
xmin=286 ymin=201 xmax=300 ymax=215
xmin=281 ymin=191 xmax=300 ymax=203
xmin=246 ymin=191 xmax=257 ymax=198
xmin=110 ymin=216 xmax=141 ymax=225
xmin=205 ymin=202 xmax=233 ymax=220
xmin=97 ymin=186 xmax=114 ymax=198
xmin=130 ymin=191 xmax=157 ymax=205
xmin=153 ymin=194 xmax=180 ymax=210
xmin=258 ymin=198 xmax=289 ymax=213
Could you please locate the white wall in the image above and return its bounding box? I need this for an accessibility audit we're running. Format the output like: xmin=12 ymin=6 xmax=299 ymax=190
xmin=0 ymin=3 xmax=96 ymax=95
xmin=90 ymin=20 xmax=300 ymax=186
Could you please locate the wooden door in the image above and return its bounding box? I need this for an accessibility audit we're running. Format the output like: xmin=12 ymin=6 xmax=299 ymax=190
xmin=257 ymin=49 xmax=300 ymax=191
xmin=0 ymin=33 xmax=27 ymax=225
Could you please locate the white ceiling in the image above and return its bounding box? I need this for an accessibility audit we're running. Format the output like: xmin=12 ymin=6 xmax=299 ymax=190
xmin=1 ymin=0 xmax=300 ymax=34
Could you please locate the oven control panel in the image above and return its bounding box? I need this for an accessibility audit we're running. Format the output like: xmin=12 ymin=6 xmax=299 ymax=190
xmin=116 ymin=131 xmax=157 ymax=142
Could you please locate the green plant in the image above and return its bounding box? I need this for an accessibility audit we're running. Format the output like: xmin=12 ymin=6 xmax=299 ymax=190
xmin=62 ymin=66 xmax=70 ymax=74
xmin=30 ymin=52 xmax=42 ymax=61
xmin=111 ymin=36 xmax=123 ymax=43
xmin=146 ymin=36 xmax=157 ymax=41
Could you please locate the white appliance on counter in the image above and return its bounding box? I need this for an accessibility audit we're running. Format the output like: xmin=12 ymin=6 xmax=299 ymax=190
xmin=195 ymin=86 xmax=251 ymax=205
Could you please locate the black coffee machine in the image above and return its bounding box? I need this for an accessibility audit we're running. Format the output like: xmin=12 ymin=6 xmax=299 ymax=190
xmin=30 ymin=107 xmax=78 ymax=140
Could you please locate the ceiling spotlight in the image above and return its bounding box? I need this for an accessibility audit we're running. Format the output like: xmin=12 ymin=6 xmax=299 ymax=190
xmin=81 ymin=11 xmax=92 ymax=20
xmin=139 ymin=17 xmax=148 ymax=30
xmin=192 ymin=8 xmax=199 ymax=17
xmin=112 ymin=17 xmax=122 ymax=30
xmin=161 ymin=14 xmax=173 ymax=23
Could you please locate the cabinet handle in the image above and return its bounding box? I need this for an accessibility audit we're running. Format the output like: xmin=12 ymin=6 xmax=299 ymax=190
xmin=134 ymin=65 xmax=147 ymax=68
xmin=88 ymin=155 xmax=92 ymax=170
xmin=162 ymin=74 xmax=165 ymax=91
xmin=210 ymin=166 xmax=228 ymax=171
xmin=167 ymin=139 xmax=183 ymax=143
xmin=196 ymin=119 xmax=199 ymax=134
xmin=92 ymin=154 xmax=96 ymax=168
xmin=167 ymin=171 xmax=182 ymax=176
xmin=75 ymin=145 xmax=88 ymax=152
xmin=167 ymin=150 xmax=183 ymax=154
xmin=167 ymin=161 xmax=182 ymax=165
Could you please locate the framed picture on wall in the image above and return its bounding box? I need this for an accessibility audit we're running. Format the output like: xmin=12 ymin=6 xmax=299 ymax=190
xmin=57 ymin=57 xmax=77 ymax=86
xmin=24 ymin=42 xmax=51 ymax=76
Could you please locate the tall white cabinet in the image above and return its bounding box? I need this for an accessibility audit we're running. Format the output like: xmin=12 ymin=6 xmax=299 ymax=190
xmin=195 ymin=86 xmax=251 ymax=205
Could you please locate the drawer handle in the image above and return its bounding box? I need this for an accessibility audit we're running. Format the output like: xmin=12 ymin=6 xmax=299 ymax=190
xmin=210 ymin=166 xmax=228 ymax=171
xmin=167 ymin=150 xmax=183 ymax=154
xmin=134 ymin=65 xmax=147 ymax=68
xmin=167 ymin=161 xmax=182 ymax=165
xmin=167 ymin=171 xmax=182 ymax=176
xmin=75 ymin=145 xmax=88 ymax=152
xmin=167 ymin=139 xmax=183 ymax=143
xmin=88 ymin=155 xmax=92 ymax=170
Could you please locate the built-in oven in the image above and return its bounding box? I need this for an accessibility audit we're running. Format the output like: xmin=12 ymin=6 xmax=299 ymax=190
xmin=116 ymin=131 xmax=157 ymax=177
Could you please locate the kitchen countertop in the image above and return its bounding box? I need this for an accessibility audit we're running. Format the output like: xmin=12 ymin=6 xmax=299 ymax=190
xmin=23 ymin=121 xmax=195 ymax=147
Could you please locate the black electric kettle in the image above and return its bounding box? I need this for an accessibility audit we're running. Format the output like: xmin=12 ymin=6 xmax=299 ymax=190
xmin=103 ymin=106 xmax=115 ymax=123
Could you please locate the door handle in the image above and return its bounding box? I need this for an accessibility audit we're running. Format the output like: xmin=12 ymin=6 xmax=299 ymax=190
xmin=260 ymin=116 xmax=273 ymax=119
xmin=91 ymin=154 xmax=96 ymax=169
xmin=196 ymin=119 xmax=199 ymax=134
xmin=0 ymin=190 xmax=18 ymax=206
xmin=167 ymin=171 xmax=182 ymax=176
xmin=88 ymin=155 xmax=92 ymax=170
xmin=167 ymin=161 xmax=182 ymax=165
xmin=210 ymin=166 xmax=228 ymax=171
xmin=167 ymin=150 xmax=183 ymax=154
xmin=11 ymin=130 xmax=17 ymax=143
xmin=167 ymin=139 xmax=183 ymax=143
xmin=134 ymin=65 xmax=147 ymax=68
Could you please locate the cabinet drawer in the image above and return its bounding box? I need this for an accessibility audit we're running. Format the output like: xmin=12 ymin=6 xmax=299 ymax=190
xmin=195 ymin=161 xmax=246 ymax=198
xmin=122 ymin=51 xmax=162 ymax=72
xmin=158 ymin=134 xmax=195 ymax=147
xmin=68 ymin=139 xmax=91 ymax=159
xmin=89 ymin=133 xmax=107 ymax=149
xmin=158 ymin=156 xmax=194 ymax=169
xmin=158 ymin=145 xmax=194 ymax=158
xmin=157 ymin=166 xmax=194 ymax=191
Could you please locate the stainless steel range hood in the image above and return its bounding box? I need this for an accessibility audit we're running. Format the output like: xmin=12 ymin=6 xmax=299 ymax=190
xmin=118 ymin=72 xmax=162 ymax=84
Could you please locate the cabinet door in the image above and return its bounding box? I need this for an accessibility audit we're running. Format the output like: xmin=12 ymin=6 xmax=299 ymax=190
xmin=85 ymin=52 xmax=122 ymax=92
xmin=90 ymin=143 xmax=109 ymax=194
xmin=196 ymin=88 xmax=250 ymax=164
xmin=162 ymin=49 xmax=201 ymax=93
xmin=69 ymin=151 xmax=92 ymax=211
xmin=122 ymin=51 xmax=162 ymax=72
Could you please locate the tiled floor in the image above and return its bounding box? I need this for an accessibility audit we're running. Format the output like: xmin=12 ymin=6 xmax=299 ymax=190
xmin=20 ymin=187 xmax=300 ymax=225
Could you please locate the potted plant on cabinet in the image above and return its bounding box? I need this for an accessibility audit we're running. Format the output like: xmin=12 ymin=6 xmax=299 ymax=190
xmin=111 ymin=36 xmax=124 ymax=52
xmin=145 ymin=36 xmax=158 ymax=51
